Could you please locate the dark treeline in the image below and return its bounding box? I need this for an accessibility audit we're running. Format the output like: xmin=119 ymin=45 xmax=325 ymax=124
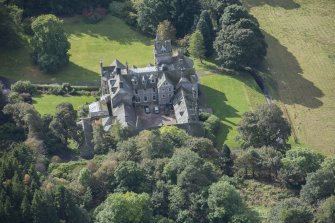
xmin=4 ymin=0 xmax=110 ymax=16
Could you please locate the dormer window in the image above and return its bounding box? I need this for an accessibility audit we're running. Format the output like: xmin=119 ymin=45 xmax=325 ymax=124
xmin=161 ymin=45 xmax=166 ymax=53
xmin=151 ymin=79 xmax=155 ymax=83
xmin=134 ymin=81 xmax=138 ymax=85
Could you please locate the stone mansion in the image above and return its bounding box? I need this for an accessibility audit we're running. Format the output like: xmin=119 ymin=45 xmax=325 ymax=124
xmin=86 ymin=38 xmax=200 ymax=131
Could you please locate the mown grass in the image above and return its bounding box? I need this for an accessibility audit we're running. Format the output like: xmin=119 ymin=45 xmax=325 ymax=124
xmin=198 ymin=61 xmax=265 ymax=148
xmin=1 ymin=14 xmax=265 ymax=148
xmin=33 ymin=94 xmax=95 ymax=115
xmin=0 ymin=16 xmax=153 ymax=84
xmin=242 ymin=0 xmax=335 ymax=155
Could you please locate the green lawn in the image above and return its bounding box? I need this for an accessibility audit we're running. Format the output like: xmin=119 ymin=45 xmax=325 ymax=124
xmin=1 ymin=14 xmax=266 ymax=148
xmin=0 ymin=16 xmax=153 ymax=84
xmin=242 ymin=0 xmax=335 ymax=155
xmin=200 ymin=67 xmax=265 ymax=148
xmin=33 ymin=94 xmax=96 ymax=115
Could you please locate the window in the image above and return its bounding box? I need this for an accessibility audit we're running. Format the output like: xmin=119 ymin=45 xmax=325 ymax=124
xmin=136 ymin=97 xmax=140 ymax=102
xmin=168 ymin=88 xmax=171 ymax=92
xmin=162 ymin=94 xmax=166 ymax=99
xmin=134 ymin=81 xmax=138 ymax=85
xmin=135 ymin=89 xmax=138 ymax=95
xmin=153 ymin=87 xmax=156 ymax=92
xmin=168 ymin=94 xmax=172 ymax=97
xmin=151 ymin=79 xmax=155 ymax=83
xmin=119 ymin=82 xmax=123 ymax=88
xmin=180 ymin=111 xmax=184 ymax=116
xmin=144 ymin=96 xmax=148 ymax=102
xmin=142 ymin=80 xmax=146 ymax=84
xmin=153 ymin=95 xmax=156 ymax=101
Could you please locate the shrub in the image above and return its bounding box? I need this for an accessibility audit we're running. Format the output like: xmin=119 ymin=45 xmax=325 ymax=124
xmin=269 ymin=198 xmax=313 ymax=223
xmin=82 ymin=7 xmax=107 ymax=24
xmin=11 ymin=80 xmax=35 ymax=94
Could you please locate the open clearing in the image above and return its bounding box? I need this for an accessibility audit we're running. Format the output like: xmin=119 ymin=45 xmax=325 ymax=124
xmin=33 ymin=95 xmax=95 ymax=115
xmin=242 ymin=0 xmax=335 ymax=155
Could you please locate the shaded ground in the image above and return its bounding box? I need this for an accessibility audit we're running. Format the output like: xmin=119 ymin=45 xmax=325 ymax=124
xmin=135 ymin=105 xmax=176 ymax=129
xmin=200 ymin=72 xmax=265 ymax=148
xmin=0 ymin=16 xmax=153 ymax=84
xmin=243 ymin=0 xmax=335 ymax=155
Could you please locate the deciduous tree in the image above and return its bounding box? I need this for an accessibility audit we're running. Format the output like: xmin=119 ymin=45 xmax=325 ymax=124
xmin=237 ymin=104 xmax=291 ymax=151
xmin=31 ymin=14 xmax=70 ymax=73
xmin=156 ymin=20 xmax=176 ymax=42
xmin=95 ymin=192 xmax=153 ymax=223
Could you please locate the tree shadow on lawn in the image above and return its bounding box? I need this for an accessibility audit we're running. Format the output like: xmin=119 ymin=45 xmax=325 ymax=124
xmin=30 ymin=62 xmax=100 ymax=85
xmin=260 ymin=32 xmax=324 ymax=108
xmin=242 ymin=0 xmax=300 ymax=10
xmin=199 ymin=84 xmax=240 ymax=143
xmin=64 ymin=16 xmax=152 ymax=46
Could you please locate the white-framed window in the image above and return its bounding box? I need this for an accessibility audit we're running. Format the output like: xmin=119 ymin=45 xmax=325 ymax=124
xmin=144 ymin=96 xmax=148 ymax=102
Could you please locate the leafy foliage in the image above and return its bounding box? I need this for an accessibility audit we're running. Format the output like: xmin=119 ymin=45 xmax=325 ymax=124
xmin=196 ymin=10 xmax=214 ymax=57
xmin=157 ymin=20 xmax=177 ymax=42
xmin=31 ymin=14 xmax=70 ymax=73
xmin=189 ymin=30 xmax=206 ymax=62
xmin=237 ymin=104 xmax=291 ymax=151
xmin=136 ymin=0 xmax=200 ymax=37
xmin=279 ymin=147 xmax=324 ymax=187
xmin=0 ymin=1 xmax=22 ymax=49
xmin=315 ymin=196 xmax=335 ymax=223
xmin=95 ymin=192 xmax=153 ymax=223
xmin=11 ymin=80 xmax=35 ymax=94
xmin=214 ymin=5 xmax=267 ymax=69
xmin=269 ymin=198 xmax=313 ymax=223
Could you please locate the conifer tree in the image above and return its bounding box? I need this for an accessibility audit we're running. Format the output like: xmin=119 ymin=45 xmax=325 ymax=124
xmin=196 ymin=10 xmax=214 ymax=57
xmin=189 ymin=30 xmax=206 ymax=63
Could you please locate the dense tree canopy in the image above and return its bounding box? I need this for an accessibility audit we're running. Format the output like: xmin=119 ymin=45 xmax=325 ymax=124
xmin=95 ymin=192 xmax=153 ymax=223
xmin=156 ymin=20 xmax=176 ymax=42
xmin=0 ymin=1 xmax=22 ymax=49
xmin=137 ymin=0 xmax=200 ymax=37
xmin=189 ymin=30 xmax=206 ymax=63
xmin=237 ymin=104 xmax=291 ymax=150
xmin=279 ymin=147 xmax=324 ymax=187
xmin=196 ymin=10 xmax=214 ymax=57
xmin=31 ymin=14 xmax=70 ymax=73
xmin=300 ymin=160 xmax=335 ymax=204
xmin=269 ymin=198 xmax=313 ymax=223
xmin=214 ymin=5 xmax=267 ymax=69
xmin=49 ymin=102 xmax=83 ymax=145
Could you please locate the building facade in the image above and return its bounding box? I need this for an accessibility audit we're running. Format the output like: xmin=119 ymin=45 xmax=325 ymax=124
xmin=89 ymin=38 xmax=200 ymax=130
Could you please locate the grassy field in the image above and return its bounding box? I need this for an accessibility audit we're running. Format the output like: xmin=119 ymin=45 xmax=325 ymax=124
xmin=33 ymin=94 xmax=95 ymax=115
xmin=198 ymin=59 xmax=265 ymax=148
xmin=0 ymin=16 xmax=153 ymax=84
xmin=242 ymin=0 xmax=335 ymax=155
xmin=0 ymin=13 xmax=266 ymax=148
